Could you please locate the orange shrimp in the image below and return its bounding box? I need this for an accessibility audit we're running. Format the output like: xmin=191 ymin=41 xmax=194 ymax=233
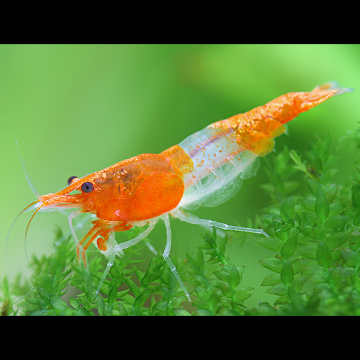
xmin=12 ymin=82 xmax=352 ymax=300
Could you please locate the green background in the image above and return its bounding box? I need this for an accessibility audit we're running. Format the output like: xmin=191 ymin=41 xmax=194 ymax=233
xmin=1 ymin=44 xmax=359 ymax=307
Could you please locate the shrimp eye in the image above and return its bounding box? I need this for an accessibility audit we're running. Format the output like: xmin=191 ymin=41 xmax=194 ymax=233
xmin=67 ymin=176 xmax=78 ymax=185
xmin=81 ymin=182 xmax=94 ymax=193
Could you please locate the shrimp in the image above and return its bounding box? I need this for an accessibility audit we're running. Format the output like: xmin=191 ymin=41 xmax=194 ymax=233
xmin=12 ymin=82 xmax=352 ymax=301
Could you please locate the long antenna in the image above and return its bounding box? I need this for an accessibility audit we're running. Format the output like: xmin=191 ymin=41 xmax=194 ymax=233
xmin=15 ymin=138 xmax=41 ymax=200
xmin=6 ymin=139 xmax=42 ymax=258
xmin=6 ymin=199 xmax=40 ymax=258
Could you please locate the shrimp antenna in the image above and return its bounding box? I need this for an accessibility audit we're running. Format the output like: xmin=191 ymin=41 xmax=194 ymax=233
xmin=15 ymin=137 xmax=41 ymax=200
xmin=6 ymin=199 xmax=41 ymax=258
xmin=24 ymin=205 xmax=44 ymax=266
xmin=6 ymin=139 xmax=42 ymax=259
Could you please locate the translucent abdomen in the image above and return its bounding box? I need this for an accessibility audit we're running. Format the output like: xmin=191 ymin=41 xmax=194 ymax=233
xmin=178 ymin=122 xmax=260 ymax=209
xmin=175 ymin=83 xmax=352 ymax=210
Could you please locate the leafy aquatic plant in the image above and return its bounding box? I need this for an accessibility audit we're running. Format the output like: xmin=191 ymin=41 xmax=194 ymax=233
xmin=2 ymin=127 xmax=360 ymax=315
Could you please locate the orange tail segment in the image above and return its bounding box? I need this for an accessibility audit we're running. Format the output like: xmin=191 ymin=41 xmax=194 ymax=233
xmin=222 ymin=82 xmax=353 ymax=156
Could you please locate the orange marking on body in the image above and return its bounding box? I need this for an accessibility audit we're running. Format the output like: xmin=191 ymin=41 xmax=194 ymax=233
xmin=211 ymin=83 xmax=350 ymax=157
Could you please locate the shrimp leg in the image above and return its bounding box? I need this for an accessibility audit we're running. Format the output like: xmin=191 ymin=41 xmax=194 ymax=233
xmin=113 ymin=218 xmax=158 ymax=252
xmin=161 ymin=213 xmax=190 ymax=301
xmin=95 ymin=234 xmax=117 ymax=295
xmin=171 ymin=209 xmax=269 ymax=237
xmin=68 ymin=210 xmax=82 ymax=243
xmin=95 ymin=219 xmax=158 ymax=295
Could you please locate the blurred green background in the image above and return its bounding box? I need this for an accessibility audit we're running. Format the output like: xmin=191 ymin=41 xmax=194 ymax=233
xmin=1 ymin=44 xmax=359 ymax=307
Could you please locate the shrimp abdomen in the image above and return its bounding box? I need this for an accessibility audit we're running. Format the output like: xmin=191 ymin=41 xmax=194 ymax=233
xmin=172 ymin=82 xmax=353 ymax=209
xmin=220 ymin=82 xmax=353 ymax=156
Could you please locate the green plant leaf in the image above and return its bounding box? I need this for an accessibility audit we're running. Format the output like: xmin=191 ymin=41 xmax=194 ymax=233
xmin=216 ymin=282 xmax=235 ymax=298
xmin=134 ymin=287 xmax=158 ymax=309
xmin=193 ymin=299 xmax=209 ymax=310
xmin=75 ymin=308 xmax=92 ymax=316
xmin=59 ymin=307 xmax=75 ymax=316
xmin=196 ymin=309 xmax=214 ymax=316
xmin=266 ymin=283 xmax=288 ymax=296
xmin=301 ymin=197 xmax=316 ymax=212
xmin=324 ymin=216 xmax=350 ymax=231
xmin=281 ymin=260 xmax=294 ymax=286
xmin=291 ymin=258 xmax=310 ymax=274
xmin=259 ymin=257 xmax=284 ymax=273
xmin=305 ymin=178 xmax=321 ymax=195
xmin=292 ymin=275 xmax=308 ymax=293
xmin=297 ymin=225 xmax=326 ymax=240
xmin=323 ymin=183 xmax=338 ymax=204
xmin=194 ymin=248 xmax=205 ymax=271
xmin=281 ymin=208 xmax=294 ymax=227
xmin=309 ymin=269 xmax=328 ymax=283
xmin=290 ymin=150 xmax=313 ymax=179
xmin=325 ymin=234 xmax=350 ymax=249
xmin=352 ymin=183 xmax=360 ymax=210
xmin=261 ymin=273 xmax=281 ymax=286
xmin=257 ymin=236 xmax=282 ymax=252
xmin=341 ymin=248 xmax=360 ymax=267
xmin=329 ymin=202 xmax=346 ymax=217
xmin=229 ymin=265 xmax=241 ymax=290
xmin=353 ymin=210 xmax=360 ymax=226
xmin=69 ymin=297 xmax=80 ymax=310
xmin=316 ymin=241 xmax=332 ymax=269
xmin=236 ymin=287 xmax=254 ymax=302
xmin=124 ymin=277 xmax=139 ymax=297
xmin=108 ymin=284 xmax=118 ymax=306
xmin=257 ymin=302 xmax=277 ymax=315
xmin=208 ymin=290 xmax=222 ymax=311
xmin=49 ymin=295 xmax=67 ymax=310
xmin=30 ymin=310 xmax=52 ymax=316
xmin=297 ymin=243 xmax=318 ymax=260
xmin=272 ymin=212 xmax=287 ymax=233
xmin=288 ymin=287 xmax=306 ymax=314
xmin=214 ymin=270 xmax=229 ymax=283
xmin=38 ymin=287 xmax=49 ymax=300
xmin=315 ymin=189 xmax=329 ymax=221
xmin=281 ymin=234 xmax=298 ymax=259
xmin=25 ymin=297 xmax=43 ymax=306
xmin=195 ymin=287 xmax=208 ymax=301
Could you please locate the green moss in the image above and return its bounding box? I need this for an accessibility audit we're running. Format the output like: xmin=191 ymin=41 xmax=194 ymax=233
xmin=2 ymin=127 xmax=360 ymax=316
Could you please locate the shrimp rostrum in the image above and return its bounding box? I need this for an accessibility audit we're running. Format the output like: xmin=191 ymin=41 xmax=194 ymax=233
xmin=14 ymin=82 xmax=352 ymax=300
